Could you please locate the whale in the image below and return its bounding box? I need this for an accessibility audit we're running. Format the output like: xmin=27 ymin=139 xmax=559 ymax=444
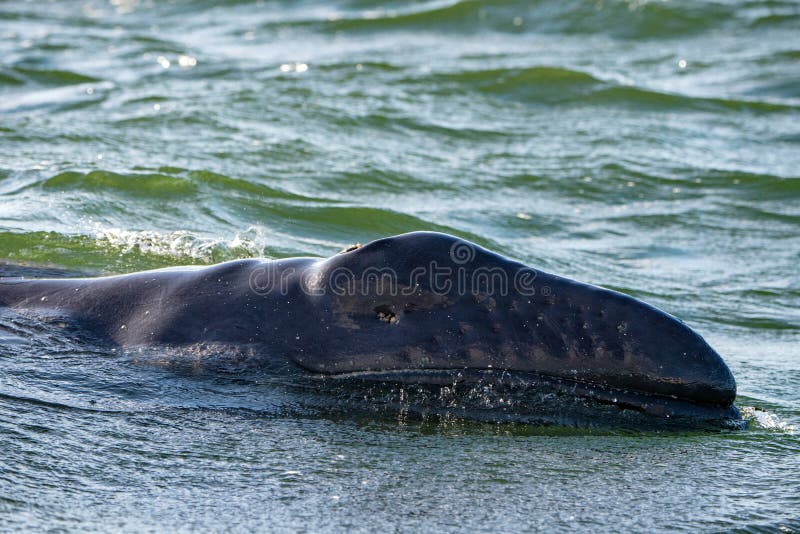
xmin=0 ymin=232 xmax=739 ymax=426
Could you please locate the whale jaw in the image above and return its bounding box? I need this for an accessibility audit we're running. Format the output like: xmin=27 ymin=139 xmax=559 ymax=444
xmin=320 ymin=368 xmax=742 ymax=429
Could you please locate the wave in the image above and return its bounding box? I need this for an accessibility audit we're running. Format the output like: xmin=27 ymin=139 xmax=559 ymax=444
xmin=38 ymin=169 xmax=313 ymax=201
xmin=0 ymin=67 xmax=100 ymax=87
xmin=696 ymin=169 xmax=800 ymax=199
xmin=6 ymin=0 xmax=795 ymax=42
xmin=261 ymin=205 xmax=462 ymax=238
xmin=749 ymin=11 xmax=800 ymax=28
xmin=420 ymin=66 xmax=599 ymax=104
xmin=0 ymin=229 xmax=267 ymax=272
xmin=264 ymin=0 xmax=743 ymax=39
xmin=42 ymin=170 xmax=197 ymax=197
xmin=590 ymin=86 xmax=798 ymax=113
xmin=411 ymin=65 xmax=798 ymax=112
xmin=0 ymin=83 xmax=109 ymax=114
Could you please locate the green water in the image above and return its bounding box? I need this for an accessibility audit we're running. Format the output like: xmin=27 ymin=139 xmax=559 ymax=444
xmin=1 ymin=0 xmax=799 ymax=531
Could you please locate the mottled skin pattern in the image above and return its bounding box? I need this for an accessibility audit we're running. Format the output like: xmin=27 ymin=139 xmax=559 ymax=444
xmin=0 ymin=232 xmax=737 ymax=417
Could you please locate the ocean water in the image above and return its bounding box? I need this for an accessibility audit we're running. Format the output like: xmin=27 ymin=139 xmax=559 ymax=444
xmin=1 ymin=0 xmax=799 ymax=531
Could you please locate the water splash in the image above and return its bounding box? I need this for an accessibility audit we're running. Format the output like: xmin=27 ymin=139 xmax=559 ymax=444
xmin=93 ymin=225 xmax=271 ymax=263
xmin=740 ymin=405 xmax=797 ymax=433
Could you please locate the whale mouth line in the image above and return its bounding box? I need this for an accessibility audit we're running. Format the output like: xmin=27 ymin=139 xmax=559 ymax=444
xmin=320 ymin=367 xmax=741 ymax=424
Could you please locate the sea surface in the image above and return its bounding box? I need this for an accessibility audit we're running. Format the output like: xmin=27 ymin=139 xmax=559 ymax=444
xmin=1 ymin=0 xmax=799 ymax=531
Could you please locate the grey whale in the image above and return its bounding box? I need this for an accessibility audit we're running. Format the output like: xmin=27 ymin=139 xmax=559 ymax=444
xmin=0 ymin=232 xmax=739 ymax=426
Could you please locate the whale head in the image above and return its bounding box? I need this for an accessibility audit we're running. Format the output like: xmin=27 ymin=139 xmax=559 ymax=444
xmin=287 ymin=232 xmax=737 ymax=419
